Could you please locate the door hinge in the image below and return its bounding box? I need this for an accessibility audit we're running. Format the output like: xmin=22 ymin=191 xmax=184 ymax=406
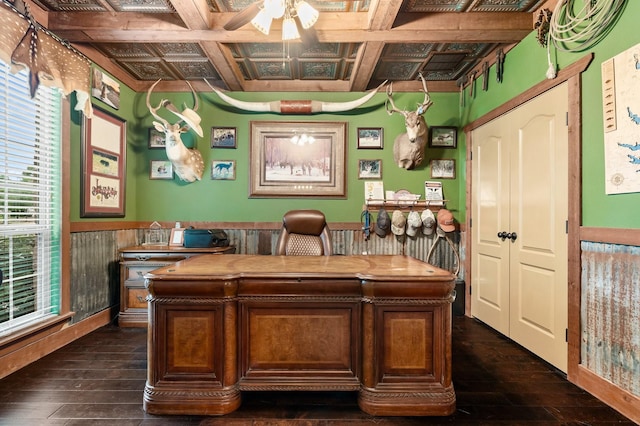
xmin=566 ymin=220 xmax=569 ymax=234
xmin=565 ymin=328 xmax=568 ymax=342
xmin=566 ymin=111 xmax=569 ymax=126
xmin=469 ymin=285 xmax=472 ymax=295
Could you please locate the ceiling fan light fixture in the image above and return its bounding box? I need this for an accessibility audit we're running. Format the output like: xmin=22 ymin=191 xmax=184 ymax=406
xmin=295 ymin=1 xmax=319 ymax=29
xmin=264 ymin=0 xmax=286 ymax=19
xmin=251 ymin=8 xmax=273 ymax=35
xmin=282 ymin=16 xmax=300 ymax=41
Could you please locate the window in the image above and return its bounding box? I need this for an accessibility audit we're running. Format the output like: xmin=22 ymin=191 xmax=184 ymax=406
xmin=0 ymin=60 xmax=62 ymax=337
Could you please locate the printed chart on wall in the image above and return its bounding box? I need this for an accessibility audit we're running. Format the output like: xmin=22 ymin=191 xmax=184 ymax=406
xmin=602 ymin=43 xmax=640 ymax=194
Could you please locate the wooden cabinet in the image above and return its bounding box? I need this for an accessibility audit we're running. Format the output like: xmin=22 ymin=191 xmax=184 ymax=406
xmin=118 ymin=245 xmax=235 ymax=327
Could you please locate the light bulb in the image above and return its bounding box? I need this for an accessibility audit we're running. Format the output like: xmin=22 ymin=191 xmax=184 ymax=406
xmin=282 ymin=16 xmax=300 ymax=40
xmin=295 ymin=1 xmax=319 ymax=29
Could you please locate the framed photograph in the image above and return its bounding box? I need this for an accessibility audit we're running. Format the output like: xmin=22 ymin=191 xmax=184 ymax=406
xmin=150 ymin=160 xmax=173 ymax=180
xmin=357 ymin=127 xmax=383 ymax=149
xmin=169 ymin=228 xmax=185 ymax=247
xmin=148 ymin=128 xmax=165 ymax=148
xmin=211 ymin=127 xmax=237 ymax=148
xmin=358 ymin=159 xmax=382 ymax=179
xmin=429 ymin=126 xmax=457 ymax=148
xmin=81 ymin=106 xmax=126 ymax=217
xmin=211 ymin=160 xmax=236 ymax=180
xmin=249 ymin=121 xmax=346 ymax=198
xmin=90 ymin=67 xmax=121 ymax=110
xmin=430 ymin=159 xmax=456 ymax=179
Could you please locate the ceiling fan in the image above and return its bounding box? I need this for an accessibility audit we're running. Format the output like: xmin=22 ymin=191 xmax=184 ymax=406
xmin=223 ymin=0 xmax=320 ymax=45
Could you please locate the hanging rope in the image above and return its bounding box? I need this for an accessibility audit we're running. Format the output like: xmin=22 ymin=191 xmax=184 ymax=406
xmin=545 ymin=0 xmax=626 ymax=79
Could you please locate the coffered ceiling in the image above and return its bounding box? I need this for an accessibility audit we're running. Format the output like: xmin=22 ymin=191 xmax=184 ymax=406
xmin=27 ymin=0 xmax=547 ymax=92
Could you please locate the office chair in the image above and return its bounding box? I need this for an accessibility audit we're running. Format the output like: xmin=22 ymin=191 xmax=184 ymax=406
xmin=275 ymin=210 xmax=333 ymax=256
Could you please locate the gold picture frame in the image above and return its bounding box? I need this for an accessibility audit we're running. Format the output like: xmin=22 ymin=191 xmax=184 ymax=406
xmin=249 ymin=121 xmax=347 ymax=198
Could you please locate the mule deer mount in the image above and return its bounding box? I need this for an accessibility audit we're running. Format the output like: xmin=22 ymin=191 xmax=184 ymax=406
xmin=386 ymin=73 xmax=433 ymax=170
xmin=146 ymin=79 xmax=205 ymax=183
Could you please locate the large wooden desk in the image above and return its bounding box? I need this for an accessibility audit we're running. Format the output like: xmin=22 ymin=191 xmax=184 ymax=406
xmin=143 ymin=254 xmax=455 ymax=417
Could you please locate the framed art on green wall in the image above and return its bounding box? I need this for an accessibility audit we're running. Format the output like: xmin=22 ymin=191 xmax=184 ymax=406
xmin=249 ymin=121 xmax=346 ymax=198
xmin=80 ymin=106 xmax=127 ymax=217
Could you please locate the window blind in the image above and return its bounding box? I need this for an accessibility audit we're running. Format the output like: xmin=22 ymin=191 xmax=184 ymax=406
xmin=0 ymin=60 xmax=62 ymax=337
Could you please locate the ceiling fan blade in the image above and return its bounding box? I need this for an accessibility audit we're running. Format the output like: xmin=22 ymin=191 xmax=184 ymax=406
xmin=295 ymin=16 xmax=319 ymax=47
xmin=224 ymin=1 xmax=262 ymax=31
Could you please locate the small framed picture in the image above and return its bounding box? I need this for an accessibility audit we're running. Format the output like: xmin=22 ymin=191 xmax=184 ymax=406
xmin=429 ymin=126 xmax=457 ymax=148
xmin=211 ymin=160 xmax=236 ymax=180
xmin=169 ymin=228 xmax=185 ymax=247
xmin=150 ymin=160 xmax=173 ymax=180
xmin=357 ymin=127 xmax=383 ymax=149
xmin=430 ymin=159 xmax=456 ymax=179
xmin=358 ymin=159 xmax=382 ymax=179
xmin=148 ymin=128 xmax=165 ymax=149
xmin=211 ymin=127 xmax=237 ymax=148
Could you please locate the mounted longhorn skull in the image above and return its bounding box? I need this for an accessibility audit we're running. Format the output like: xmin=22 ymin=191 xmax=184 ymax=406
xmin=386 ymin=73 xmax=433 ymax=170
xmin=146 ymin=79 xmax=205 ymax=183
xmin=203 ymin=79 xmax=387 ymax=114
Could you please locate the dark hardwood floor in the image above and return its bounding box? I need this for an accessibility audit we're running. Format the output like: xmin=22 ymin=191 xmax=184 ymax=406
xmin=0 ymin=316 xmax=634 ymax=425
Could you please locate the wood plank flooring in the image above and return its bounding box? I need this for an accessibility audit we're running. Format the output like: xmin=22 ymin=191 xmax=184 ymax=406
xmin=0 ymin=316 xmax=634 ymax=425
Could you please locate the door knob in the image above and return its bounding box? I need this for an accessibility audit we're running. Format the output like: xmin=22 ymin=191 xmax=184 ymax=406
xmin=497 ymin=231 xmax=507 ymax=241
xmin=507 ymin=232 xmax=517 ymax=241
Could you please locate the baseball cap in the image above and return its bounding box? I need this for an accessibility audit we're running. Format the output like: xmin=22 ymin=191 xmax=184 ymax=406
xmin=421 ymin=209 xmax=435 ymax=235
xmin=375 ymin=208 xmax=390 ymax=237
xmin=406 ymin=210 xmax=422 ymax=237
xmin=437 ymin=209 xmax=455 ymax=232
xmin=390 ymin=210 xmax=406 ymax=236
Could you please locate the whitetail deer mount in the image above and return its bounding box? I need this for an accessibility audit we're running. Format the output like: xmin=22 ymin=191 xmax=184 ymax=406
xmin=146 ymin=80 xmax=205 ymax=183
xmin=386 ymin=73 xmax=433 ymax=170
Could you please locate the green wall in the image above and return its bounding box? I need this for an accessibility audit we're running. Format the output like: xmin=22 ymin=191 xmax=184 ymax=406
xmin=72 ymin=79 xmax=461 ymax=223
xmin=71 ymin=2 xmax=639 ymax=228
xmin=458 ymin=2 xmax=639 ymax=229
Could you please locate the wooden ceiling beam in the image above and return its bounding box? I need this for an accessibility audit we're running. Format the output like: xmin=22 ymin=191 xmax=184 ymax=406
xmin=47 ymin=12 xmax=532 ymax=44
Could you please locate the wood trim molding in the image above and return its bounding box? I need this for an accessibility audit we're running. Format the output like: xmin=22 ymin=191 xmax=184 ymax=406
xmin=0 ymin=309 xmax=112 ymax=379
xmin=580 ymin=227 xmax=640 ymax=246
xmin=72 ymin=221 xmax=372 ymax=233
xmin=576 ymin=365 xmax=640 ymax=423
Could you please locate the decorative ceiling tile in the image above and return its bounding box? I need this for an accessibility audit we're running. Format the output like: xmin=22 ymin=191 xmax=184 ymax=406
xmin=170 ymin=60 xmax=221 ymax=80
xmin=300 ymin=61 xmax=339 ymax=80
xmin=106 ymin=0 xmax=175 ymax=13
xmin=253 ymin=61 xmax=292 ymax=80
xmin=118 ymin=60 xmax=177 ymax=81
xmin=32 ymin=0 xmax=106 ymax=12
xmin=299 ymin=43 xmax=342 ymax=58
xmin=154 ymin=43 xmax=206 ymax=58
xmin=373 ymin=61 xmax=423 ymax=81
xmin=384 ymin=43 xmax=435 ymax=58
xmin=93 ymin=43 xmax=154 ymax=59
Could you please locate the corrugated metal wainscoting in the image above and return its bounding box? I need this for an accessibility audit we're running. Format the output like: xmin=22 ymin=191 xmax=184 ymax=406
xmin=581 ymin=241 xmax=640 ymax=398
xmin=70 ymin=228 xmax=461 ymax=324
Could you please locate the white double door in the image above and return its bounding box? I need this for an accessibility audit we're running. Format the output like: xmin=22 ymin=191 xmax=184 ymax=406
xmin=471 ymin=82 xmax=568 ymax=372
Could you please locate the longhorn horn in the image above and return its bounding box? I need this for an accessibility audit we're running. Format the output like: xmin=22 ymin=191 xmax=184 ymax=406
xmin=145 ymin=79 xmax=169 ymax=127
xmin=203 ymin=79 xmax=387 ymax=114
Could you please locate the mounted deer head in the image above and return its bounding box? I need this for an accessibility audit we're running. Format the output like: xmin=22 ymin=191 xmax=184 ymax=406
xmin=386 ymin=73 xmax=433 ymax=170
xmin=146 ymin=79 xmax=205 ymax=183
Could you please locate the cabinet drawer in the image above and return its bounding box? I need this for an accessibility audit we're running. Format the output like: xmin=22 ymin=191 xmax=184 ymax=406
xmin=125 ymin=264 xmax=167 ymax=281
xmin=127 ymin=287 xmax=149 ymax=309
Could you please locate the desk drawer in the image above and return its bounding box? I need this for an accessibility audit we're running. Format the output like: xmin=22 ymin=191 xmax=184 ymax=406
xmin=127 ymin=287 xmax=149 ymax=309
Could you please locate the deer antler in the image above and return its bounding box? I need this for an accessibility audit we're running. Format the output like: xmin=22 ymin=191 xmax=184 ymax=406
xmin=385 ymin=82 xmax=406 ymax=117
xmin=416 ymin=72 xmax=433 ymax=115
xmin=145 ymin=79 xmax=169 ymax=127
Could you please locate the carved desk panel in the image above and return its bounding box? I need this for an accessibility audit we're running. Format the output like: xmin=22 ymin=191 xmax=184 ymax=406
xmin=144 ymin=255 xmax=455 ymax=417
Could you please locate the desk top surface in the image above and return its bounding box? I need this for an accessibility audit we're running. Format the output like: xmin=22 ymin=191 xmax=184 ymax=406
xmin=145 ymin=254 xmax=453 ymax=282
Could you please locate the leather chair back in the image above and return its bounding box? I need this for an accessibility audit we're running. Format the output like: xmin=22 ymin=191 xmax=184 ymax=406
xmin=275 ymin=210 xmax=332 ymax=256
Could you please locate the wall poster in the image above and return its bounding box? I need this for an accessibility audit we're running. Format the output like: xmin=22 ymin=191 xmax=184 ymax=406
xmin=602 ymin=42 xmax=640 ymax=195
